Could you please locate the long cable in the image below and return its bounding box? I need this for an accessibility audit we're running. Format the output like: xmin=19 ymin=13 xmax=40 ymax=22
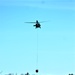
xmin=36 ymin=29 xmax=38 ymax=69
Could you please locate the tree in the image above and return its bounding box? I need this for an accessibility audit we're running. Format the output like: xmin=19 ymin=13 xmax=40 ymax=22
xmin=25 ymin=72 xmax=29 ymax=75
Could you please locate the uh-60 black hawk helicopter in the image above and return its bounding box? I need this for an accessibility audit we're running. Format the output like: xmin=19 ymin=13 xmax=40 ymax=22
xmin=25 ymin=20 xmax=47 ymax=28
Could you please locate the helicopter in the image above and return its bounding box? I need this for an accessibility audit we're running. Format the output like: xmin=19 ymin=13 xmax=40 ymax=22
xmin=33 ymin=20 xmax=41 ymax=28
xmin=25 ymin=20 xmax=46 ymax=28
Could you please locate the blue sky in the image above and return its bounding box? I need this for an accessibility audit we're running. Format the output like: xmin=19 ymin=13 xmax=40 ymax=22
xmin=0 ymin=0 xmax=75 ymax=75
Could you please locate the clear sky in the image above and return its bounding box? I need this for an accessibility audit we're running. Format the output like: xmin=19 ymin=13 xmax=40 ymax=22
xmin=0 ymin=0 xmax=75 ymax=75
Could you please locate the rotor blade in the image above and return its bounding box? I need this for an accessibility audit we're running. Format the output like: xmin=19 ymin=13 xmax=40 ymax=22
xmin=39 ymin=20 xmax=50 ymax=23
xmin=24 ymin=22 xmax=36 ymax=23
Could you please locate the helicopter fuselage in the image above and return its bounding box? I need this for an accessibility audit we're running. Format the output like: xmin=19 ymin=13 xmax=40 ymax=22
xmin=33 ymin=20 xmax=41 ymax=28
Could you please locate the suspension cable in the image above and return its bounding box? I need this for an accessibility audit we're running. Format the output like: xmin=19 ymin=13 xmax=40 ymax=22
xmin=36 ymin=29 xmax=39 ymax=69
